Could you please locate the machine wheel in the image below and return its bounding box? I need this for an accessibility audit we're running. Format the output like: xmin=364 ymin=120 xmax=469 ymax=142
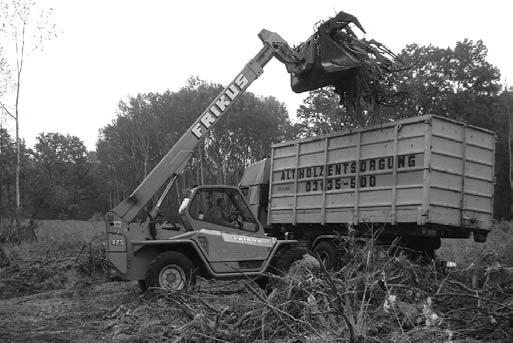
xmin=145 ymin=252 xmax=196 ymax=291
xmin=252 ymin=275 xmax=269 ymax=290
xmin=312 ymin=240 xmax=338 ymax=270
xmin=138 ymin=280 xmax=147 ymax=293
xmin=273 ymin=246 xmax=309 ymax=274
xmin=258 ymin=246 xmax=309 ymax=293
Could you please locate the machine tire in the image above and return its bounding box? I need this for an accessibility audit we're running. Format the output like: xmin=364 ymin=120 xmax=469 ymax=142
xmin=138 ymin=280 xmax=147 ymax=293
xmin=273 ymin=246 xmax=309 ymax=274
xmin=252 ymin=275 xmax=269 ymax=290
xmin=312 ymin=240 xmax=338 ymax=271
xmin=259 ymin=246 xmax=309 ymax=293
xmin=145 ymin=251 xmax=196 ymax=291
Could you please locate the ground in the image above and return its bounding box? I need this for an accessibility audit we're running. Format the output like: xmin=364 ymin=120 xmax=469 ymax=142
xmin=1 ymin=220 xmax=513 ymax=342
xmin=0 ymin=281 xmax=139 ymax=343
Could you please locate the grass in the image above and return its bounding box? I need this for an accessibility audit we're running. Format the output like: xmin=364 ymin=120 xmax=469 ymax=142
xmin=33 ymin=219 xmax=105 ymax=243
xmin=3 ymin=220 xmax=105 ymax=268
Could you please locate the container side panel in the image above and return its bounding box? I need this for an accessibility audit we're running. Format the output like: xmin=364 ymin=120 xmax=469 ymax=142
xmin=429 ymin=206 xmax=460 ymax=227
xmin=360 ymin=126 xmax=396 ymax=145
xmin=397 ymin=122 xmax=426 ymax=139
xmin=465 ymin=178 xmax=493 ymax=197
xmin=272 ymin=158 xmax=297 ymax=173
xmin=431 ymin=137 xmax=462 ymax=158
xmin=466 ymin=145 xmax=493 ymax=165
xmin=327 ymin=135 xmax=358 ymax=150
xmin=269 ymin=116 xmax=494 ymax=230
xmin=396 ymin=187 xmax=423 ymax=206
xmin=429 ymin=118 xmax=494 ymax=230
xmin=430 ymin=171 xmax=462 ymax=192
xmin=466 ymin=162 xmax=493 ymax=181
xmin=269 ymin=119 xmax=427 ymax=225
xmin=466 ymin=127 xmax=495 ymax=149
xmin=273 ymin=145 xmax=296 ymax=158
xmin=397 ymin=136 xmax=426 ymax=155
xmin=431 ymin=154 xmax=463 ymax=175
xmin=327 ymin=147 xmax=359 ymax=164
xmin=299 ymin=140 xmax=326 ymax=155
xmin=431 ymin=119 xmax=464 ymax=142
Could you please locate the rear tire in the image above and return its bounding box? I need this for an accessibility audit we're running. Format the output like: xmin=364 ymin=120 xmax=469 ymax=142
xmin=146 ymin=252 xmax=196 ymax=291
xmin=312 ymin=240 xmax=338 ymax=270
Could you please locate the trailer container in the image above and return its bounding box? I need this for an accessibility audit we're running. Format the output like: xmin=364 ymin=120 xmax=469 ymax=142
xmin=241 ymin=115 xmax=495 ymax=249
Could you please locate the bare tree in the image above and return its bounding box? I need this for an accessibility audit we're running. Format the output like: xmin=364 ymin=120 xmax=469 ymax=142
xmin=0 ymin=0 xmax=56 ymax=229
xmin=505 ymin=84 xmax=513 ymax=215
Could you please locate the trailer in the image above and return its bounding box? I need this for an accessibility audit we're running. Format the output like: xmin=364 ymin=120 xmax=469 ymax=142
xmin=240 ymin=115 xmax=495 ymax=265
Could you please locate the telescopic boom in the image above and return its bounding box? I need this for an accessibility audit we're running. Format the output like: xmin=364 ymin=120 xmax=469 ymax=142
xmin=111 ymin=30 xmax=302 ymax=223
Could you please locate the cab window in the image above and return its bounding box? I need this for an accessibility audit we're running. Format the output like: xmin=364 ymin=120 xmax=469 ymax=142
xmin=189 ymin=188 xmax=257 ymax=232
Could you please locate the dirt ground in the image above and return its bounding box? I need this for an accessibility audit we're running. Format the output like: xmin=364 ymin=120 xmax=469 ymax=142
xmin=0 ymin=281 xmax=141 ymax=343
xmin=1 ymin=219 xmax=513 ymax=342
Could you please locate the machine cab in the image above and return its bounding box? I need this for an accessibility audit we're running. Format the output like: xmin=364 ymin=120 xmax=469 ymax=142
xmin=179 ymin=185 xmax=266 ymax=236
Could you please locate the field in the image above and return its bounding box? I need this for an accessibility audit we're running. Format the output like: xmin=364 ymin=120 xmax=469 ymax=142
xmin=1 ymin=220 xmax=513 ymax=342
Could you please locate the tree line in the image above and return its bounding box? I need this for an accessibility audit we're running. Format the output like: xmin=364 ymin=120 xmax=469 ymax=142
xmin=1 ymin=39 xmax=512 ymax=221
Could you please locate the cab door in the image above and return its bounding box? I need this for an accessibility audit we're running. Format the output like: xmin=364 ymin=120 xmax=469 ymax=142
xmin=184 ymin=186 xmax=275 ymax=274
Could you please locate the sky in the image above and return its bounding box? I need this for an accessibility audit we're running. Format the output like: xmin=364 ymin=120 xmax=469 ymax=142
xmin=1 ymin=0 xmax=512 ymax=150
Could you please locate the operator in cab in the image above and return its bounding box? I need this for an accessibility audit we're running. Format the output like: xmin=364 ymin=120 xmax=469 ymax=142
xmin=208 ymin=198 xmax=232 ymax=226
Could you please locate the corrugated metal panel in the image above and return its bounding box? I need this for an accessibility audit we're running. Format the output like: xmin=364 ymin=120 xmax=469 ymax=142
xmin=268 ymin=115 xmax=495 ymax=231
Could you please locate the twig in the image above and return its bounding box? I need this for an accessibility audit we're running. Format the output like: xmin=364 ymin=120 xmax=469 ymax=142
xmin=319 ymin=262 xmax=356 ymax=343
xmin=436 ymin=292 xmax=512 ymax=309
xmin=243 ymin=280 xmax=302 ymax=339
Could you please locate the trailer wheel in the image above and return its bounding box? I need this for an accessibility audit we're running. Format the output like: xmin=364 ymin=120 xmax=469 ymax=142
xmin=146 ymin=252 xmax=196 ymax=291
xmin=313 ymin=240 xmax=338 ymax=271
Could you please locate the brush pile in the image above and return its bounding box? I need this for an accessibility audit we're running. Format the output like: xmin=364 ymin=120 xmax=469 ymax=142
xmin=104 ymin=237 xmax=513 ymax=342
xmin=0 ymin=236 xmax=109 ymax=298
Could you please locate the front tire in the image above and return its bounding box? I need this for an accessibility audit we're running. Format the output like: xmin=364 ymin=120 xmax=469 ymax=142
xmin=146 ymin=252 xmax=196 ymax=291
xmin=138 ymin=280 xmax=147 ymax=293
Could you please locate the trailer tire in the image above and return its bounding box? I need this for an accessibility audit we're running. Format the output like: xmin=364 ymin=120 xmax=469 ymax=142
xmin=313 ymin=240 xmax=338 ymax=271
xmin=145 ymin=251 xmax=196 ymax=291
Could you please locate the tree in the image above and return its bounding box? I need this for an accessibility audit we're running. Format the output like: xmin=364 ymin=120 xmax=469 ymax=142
xmin=24 ymin=133 xmax=98 ymax=219
xmin=0 ymin=128 xmax=16 ymax=216
xmin=0 ymin=0 xmax=56 ymax=227
xmin=295 ymin=87 xmax=395 ymax=137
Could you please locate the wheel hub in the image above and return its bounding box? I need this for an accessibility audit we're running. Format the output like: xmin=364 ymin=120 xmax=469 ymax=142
xmin=159 ymin=265 xmax=185 ymax=290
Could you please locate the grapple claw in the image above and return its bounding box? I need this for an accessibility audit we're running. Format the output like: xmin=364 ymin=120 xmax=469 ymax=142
xmin=291 ymin=11 xmax=402 ymax=112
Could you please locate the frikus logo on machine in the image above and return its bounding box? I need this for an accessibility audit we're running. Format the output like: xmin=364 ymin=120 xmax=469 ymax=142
xmin=191 ymin=73 xmax=249 ymax=139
